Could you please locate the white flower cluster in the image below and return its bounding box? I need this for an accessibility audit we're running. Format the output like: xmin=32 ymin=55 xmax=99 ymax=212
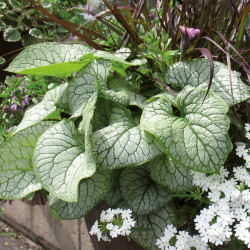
xmin=156 ymin=224 xmax=210 ymax=250
xmin=191 ymin=124 xmax=250 ymax=248
xmin=89 ymin=208 xmax=136 ymax=241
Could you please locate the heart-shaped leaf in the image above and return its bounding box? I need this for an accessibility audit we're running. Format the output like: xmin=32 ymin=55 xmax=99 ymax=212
xmin=165 ymin=59 xmax=250 ymax=106
xmin=0 ymin=122 xmax=54 ymax=199
xmin=120 ymin=167 xmax=172 ymax=215
xmin=147 ymin=155 xmax=193 ymax=192
xmin=50 ymin=172 xmax=114 ymax=220
xmin=33 ymin=119 xmax=96 ymax=202
xmin=92 ymin=122 xmax=162 ymax=171
xmin=141 ymin=85 xmax=232 ymax=173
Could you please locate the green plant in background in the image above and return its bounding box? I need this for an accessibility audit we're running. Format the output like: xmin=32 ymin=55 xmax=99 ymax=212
xmin=0 ymin=74 xmax=61 ymax=143
xmin=0 ymin=41 xmax=249 ymax=249
xmin=0 ymin=0 xmax=86 ymax=45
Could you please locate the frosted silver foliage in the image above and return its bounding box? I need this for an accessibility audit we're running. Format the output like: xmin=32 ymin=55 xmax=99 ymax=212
xmin=50 ymin=172 xmax=114 ymax=220
xmin=13 ymin=85 xmax=63 ymax=134
xmin=120 ymin=167 xmax=172 ymax=215
xmin=141 ymin=85 xmax=232 ymax=173
xmin=6 ymin=42 xmax=92 ymax=74
xmin=165 ymin=59 xmax=249 ymax=106
xmin=68 ymin=59 xmax=111 ymax=118
xmin=101 ymin=79 xmax=148 ymax=109
xmin=33 ymin=120 xmax=95 ymax=202
xmin=131 ymin=204 xmax=176 ymax=250
xmin=0 ymin=122 xmax=54 ymax=199
xmin=148 ymin=155 xmax=193 ymax=192
xmin=92 ymin=122 xmax=162 ymax=171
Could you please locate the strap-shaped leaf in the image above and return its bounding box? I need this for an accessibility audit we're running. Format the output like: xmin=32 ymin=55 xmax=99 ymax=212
xmin=0 ymin=122 xmax=54 ymax=199
xmin=165 ymin=59 xmax=250 ymax=106
xmin=68 ymin=59 xmax=111 ymax=118
xmin=92 ymin=122 xmax=162 ymax=171
xmin=33 ymin=119 xmax=95 ymax=202
xmin=120 ymin=167 xmax=172 ymax=215
xmin=131 ymin=204 xmax=176 ymax=250
xmin=5 ymin=42 xmax=92 ymax=76
xmin=141 ymin=85 xmax=232 ymax=173
xmin=50 ymin=172 xmax=114 ymax=220
xmin=147 ymin=155 xmax=193 ymax=192
xmin=13 ymin=85 xmax=63 ymax=134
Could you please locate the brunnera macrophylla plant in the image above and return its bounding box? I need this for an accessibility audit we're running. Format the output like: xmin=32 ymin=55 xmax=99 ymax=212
xmin=0 ymin=42 xmax=249 ymax=249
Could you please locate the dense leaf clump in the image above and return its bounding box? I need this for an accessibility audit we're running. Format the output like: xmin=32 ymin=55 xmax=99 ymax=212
xmin=0 ymin=43 xmax=249 ymax=249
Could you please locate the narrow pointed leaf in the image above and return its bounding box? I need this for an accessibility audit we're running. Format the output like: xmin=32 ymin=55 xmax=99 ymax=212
xmin=147 ymin=155 xmax=193 ymax=192
xmin=141 ymin=85 xmax=232 ymax=173
xmin=0 ymin=122 xmax=54 ymax=199
xmin=33 ymin=120 xmax=96 ymax=202
xmin=13 ymin=85 xmax=63 ymax=134
xmin=68 ymin=59 xmax=111 ymax=118
xmin=165 ymin=59 xmax=250 ymax=106
xmin=6 ymin=42 xmax=92 ymax=76
xmin=92 ymin=122 xmax=162 ymax=171
xmin=120 ymin=167 xmax=172 ymax=215
xmin=131 ymin=204 xmax=176 ymax=250
xmin=50 ymin=172 xmax=114 ymax=220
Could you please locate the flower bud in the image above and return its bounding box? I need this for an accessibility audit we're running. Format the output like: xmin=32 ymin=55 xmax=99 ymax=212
xmin=179 ymin=26 xmax=200 ymax=52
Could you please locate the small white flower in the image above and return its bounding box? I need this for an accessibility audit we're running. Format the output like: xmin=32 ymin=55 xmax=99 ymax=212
xmin=110 ymin=225 xmax=121 ymax=238
xmin=245 ymin=123 xmax=250 ymax=132
xmin=236 ymin=144 xmax=248 ymax=158
xmin=246 ymin=132 xmax=250 ymax=140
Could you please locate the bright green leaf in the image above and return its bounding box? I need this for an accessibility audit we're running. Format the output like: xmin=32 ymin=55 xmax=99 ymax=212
xmin=165 ymin=59 xmax=250 ymax=106
xmin=141 ymin=85 xmax=232 ymax=173
xmin=50 ymin=172 xmax=114 ymax=220
xmin=0 ymin=57 xmax=6 ymax=65
xmin=5 ymin=42 xmax=92 ymax=76
xmin=147 ymin=155 xmax=193 ymax=192
xmin=120 ymin=167 xmax=172 ymax=215
xmin=33 ymin=119 xmax=96 ymax=202
xmin=0 ymin=122 xmax=54 ymax=199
